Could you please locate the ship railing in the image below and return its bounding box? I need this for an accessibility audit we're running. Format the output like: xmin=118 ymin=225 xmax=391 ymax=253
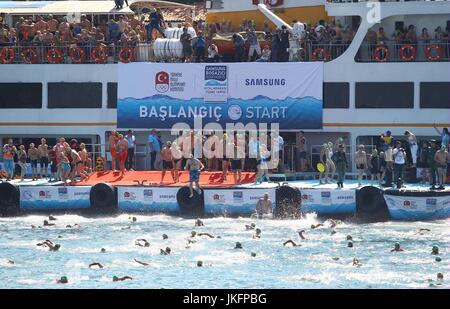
xmin=356 ymin=40 xmax=450 ymax=62
xmin=0 ymin=42 xmax=153 ymax=64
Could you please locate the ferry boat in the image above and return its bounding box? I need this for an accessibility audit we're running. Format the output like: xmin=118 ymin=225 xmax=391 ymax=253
xmin=0 ymin=0 xmax=449 ymax=174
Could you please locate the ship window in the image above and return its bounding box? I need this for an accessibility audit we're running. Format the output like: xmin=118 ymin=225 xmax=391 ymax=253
xmin=48 ymin=83 xmax=102 ymax=108
xmin=355 ymin=82 xmax=414 ymax=108
xmin=420 ymin=82 xmax=450 ymax=109
xmin=0 ymin=83 xmax=42 ymax=108
xmin=107 ymin=83 xmax=117 ymax=108
xmin=323 ymin=83 xmax=349 ymax=108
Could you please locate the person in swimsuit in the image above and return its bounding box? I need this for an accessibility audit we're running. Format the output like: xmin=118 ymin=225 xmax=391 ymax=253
xmin=28 ymin=143 xmax=39 ymax=181
xmin=327 ymin=142 xmax=336 ymax=182
xmin=170 ymin=141 xmax=182 ymax=183
xmin=319 ymin=143 xmax=330 ymax=184
xmin=67 ymin=147 xmax=86 ymax=183
xmin=117 ymin=134 xmax=128 ymax=176
xmin=48 ymin=147 xmax=57 ymax=182
xmin=18 ymin=145 xmax=27 ymax=181
xmin=78 ymin=143 xmax=90 ymax=177
xmin=355 ymin=145 xmax=368 ymax=187
xmin=185 ymin=154 xmax=204 ymax=198
xmin=161 ymin=141 xmax=176 ymax=184
xmin=54 ymin=137 xmax=69 ymax=182
xmin=232 ymin=134 xmax=245 ymax=185
xmin=109 ymin=130 xmax=119 ymax=171
xmin=38 ymin=138 xmax=49 ymax=179
xmin=435 ymin=145 xmax=449 ymax=190
xmin=256 ymin=193 xmax=272 ymax=218
xmin=369 ymin=149 xmax=382 ymax=185
xmin=59 ymin=151 xmax=71 ymax=185
xmin=221 ymin=134 xmax=233 ymax=181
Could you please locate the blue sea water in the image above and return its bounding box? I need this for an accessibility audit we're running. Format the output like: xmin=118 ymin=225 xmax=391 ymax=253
xmin=0 ymin=214 xmax=448 ymax=289
xmin=117 ymin=95 xmax=322 ymax=130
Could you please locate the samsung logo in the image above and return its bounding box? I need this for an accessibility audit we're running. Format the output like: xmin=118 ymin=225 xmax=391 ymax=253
xmin=245 ymin=78 xmax=286 ymax=86
xmin=159 ymin=195 xmax=176 ymax=199
xmin=337 ymin=196 xmax=353 ymax=200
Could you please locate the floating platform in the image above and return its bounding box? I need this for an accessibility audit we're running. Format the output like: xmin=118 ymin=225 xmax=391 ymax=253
xmin=1 ymin=171 xmax=449 ymax=221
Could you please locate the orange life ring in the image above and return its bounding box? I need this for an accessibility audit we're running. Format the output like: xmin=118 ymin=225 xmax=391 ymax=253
xmin=46 ymin=48 xmax=62 ymax=64
xmin=21 ymin=48 xmax=39 ymax=64
xmin=119 ymin=47 xmax=133 ymax=63
xmin=425 ymin=44 xmax=442 ymax=61
xmin=70 ymin=47 xmax=85 ymax=63
xmin=399 ymin=44 xmax=416 ymax=62
xmin=0 ymin=47 xmax=15 ymax=64
xmin=91 ymin=47 xmax=107 ymax=64
xmin=312 ymin=48 xmax=330 ymax=61
xmin=374 ymin=45 xmax=389 ymax=62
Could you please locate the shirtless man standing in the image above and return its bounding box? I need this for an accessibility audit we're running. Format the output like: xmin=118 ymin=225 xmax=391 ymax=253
xmin=78 ymin=143 xmax=89 ymax=177
xmin=161 ymin=141 xmax=176 ymax=184
xmin=109 ymin=130 xmax=118 ymax=171
xmin=256 ymin=192 xmax=272 ymax=218
xmin=67 ymin=147 xmax=86 ymax=182
xmin=38 ymin=138 xmax=49 ymax=179
xmin=185 ymin=154 xmax=204 ymax=198
xmin=117 ymin=134 xmax=129 ymax=176
xmin=435 ymin=145 xmax=449 ymax=190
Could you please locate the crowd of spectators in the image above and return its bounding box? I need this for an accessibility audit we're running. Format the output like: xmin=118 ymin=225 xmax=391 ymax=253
xmin=365 ymin=24 xmax=450 ymax=46
xmin=0 ymin=10 xmax=357 ymax=62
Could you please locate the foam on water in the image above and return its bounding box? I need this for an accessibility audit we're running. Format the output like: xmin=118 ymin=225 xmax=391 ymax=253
xmin=0 ymin=214 xmax=448 ymax=288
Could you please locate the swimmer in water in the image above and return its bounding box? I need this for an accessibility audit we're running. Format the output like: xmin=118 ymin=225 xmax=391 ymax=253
xmin=431 ymin=246 xmax=439 ymax=255
xmin=234 ymin=242 xmax=243 ymax=249
xmin=162 ymin=234 xmax=168 ymax=240
xmin=100 ymin=248 xmax=106 ymax=253
xmin=251 ymin=252 xmax=257 ymax=257
xmin=37 ymin=240 xmax=60 ymax=251
xmin=253 ymin=228 xmax=261 ymax=239
xmin=43 ymin=220 xmax=55 ymax=227
xmin=121 ymin=226 xmax=131 ymax=230
xmin=298 ymin=230 xmax=306 ymax=240
xmin=419 ymin=228 xmax=431 ymax=232
xmin=65 ymin=224 xmax=80 ymax=228
xmin=311 ymin=223 xmax=324 ymax=229
xmin=135 ymin=239 xmax=150 ymax=247
xmin=347 ymin=242 xmax=353 ymax=248
xmin=113 ymin=276 xmax=133 ymax=282
xmin=48 ymin=215 xmax=57 ymax=221
xmin=134 ymin=259 xmax=149 ymax=266
xmin=256 ymin=193 xmax=272 ymax=218
xmin=327 ymin=219 xmax=337 ymax=228
xmin=352 ymin=258 xmax=362 ymax=267
xmin=190 ymin=231 xmax=197 ymax=238
xmin=89 ymin=262 xmax=104 ymax=269
xmin=332 ymin=257 xmax=340 ymax=261
xmin=195 ymin=218 xmax=204 ymax=227
xmin=245 ymin=223 xmax=256 ymax=230
xmin=391 ymin=243 xmax=404 ymax=252
xmin=197 ymin=261 xmax=203 ymax=267
xmin=160 ymin=247 xmax=171 ymax=255
xmin=56 ymin=276 xmax=68 ymax=284
xmin=198 ymin=233 xmax=215 ymax=238
xmin=283 ymin=240 xmax=300 ymax=247
xmin=346 ymin=235 xmax=353 ymax=241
